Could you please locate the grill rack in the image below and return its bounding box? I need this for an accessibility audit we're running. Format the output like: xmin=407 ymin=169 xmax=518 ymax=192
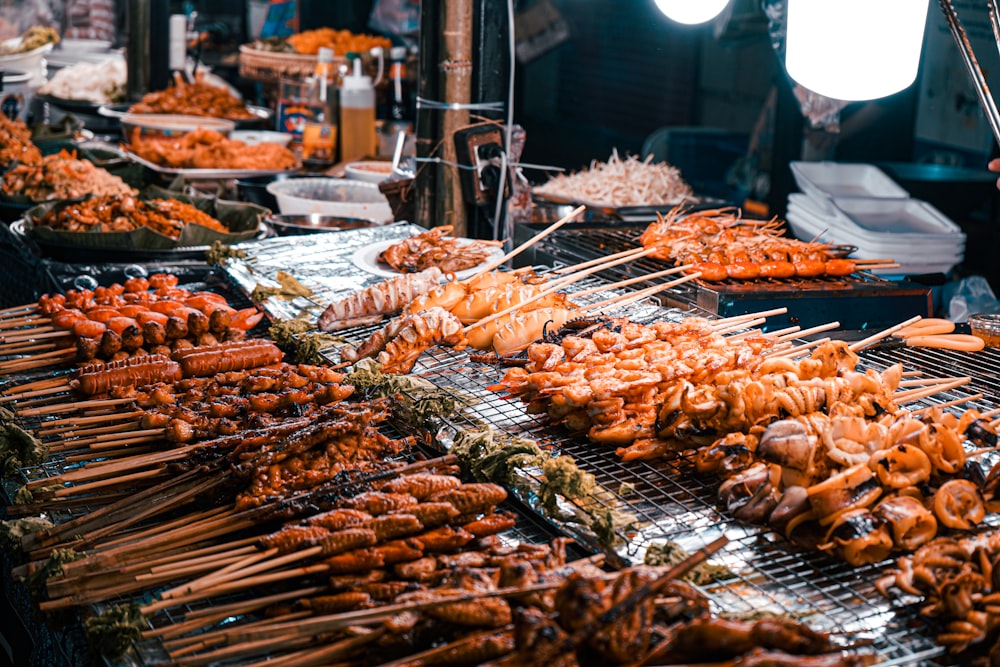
xmin=0 ymin=223 xmax=980 ymax=664
xmin=216 ymin=227 xmax=975 ymax=665
xmin=516 ymin=224 xmax=934 ymax=331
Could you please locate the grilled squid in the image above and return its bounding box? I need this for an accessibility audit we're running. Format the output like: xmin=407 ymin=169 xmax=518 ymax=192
xmin=317 ymin=266 xmax=444 ymax=331
xmin=820 ymin=508 xmax=893 ymax=566
xmin=871 ymin=495 xmax=937 ymax=551
xmin=405 ymin=279 xmax=468 ymax=314
xmin=491 ymin=307 xmax=576 ymax=356
xmin=806 ymin=463 xmax=882 ymax=523
xmin=932 ymin=479 xmax=985 ymax=531
xmin=869 ymin=443 xmax=932 ymax=489
xmin=375 ymin=307 xmax=468 ymax=374
xmin=757 ymin=419 xmax=816 ymax=471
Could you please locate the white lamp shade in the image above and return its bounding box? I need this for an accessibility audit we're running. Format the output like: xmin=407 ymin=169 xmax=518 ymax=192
xmin=785 ymin=0 xmax=929 ymax=101
xmin=654 ymin=0 xmax=731 ymax=25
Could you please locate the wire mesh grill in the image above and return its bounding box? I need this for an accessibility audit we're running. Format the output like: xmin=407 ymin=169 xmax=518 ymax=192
xmin=216 ymin=230 xmax=961 ymax=665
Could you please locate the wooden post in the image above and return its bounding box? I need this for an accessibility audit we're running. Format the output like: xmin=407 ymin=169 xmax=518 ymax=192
xmin=415 ymin=0 xmax=472 ymax=236
xmin=438 ymin=0 xmax=473 ymax=237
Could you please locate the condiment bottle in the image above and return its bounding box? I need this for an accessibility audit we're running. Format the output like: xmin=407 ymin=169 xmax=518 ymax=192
xmin=339 ymin=53 xmax=377 ymax=162
xmin=301 ymin=46 xmax=338 ymax=166
xmin=378 ymin=46 xmax=414 ymax=157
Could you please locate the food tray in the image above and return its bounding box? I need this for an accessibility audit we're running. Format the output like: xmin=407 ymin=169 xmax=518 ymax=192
xmin=8 ymin=219 xmax=273 ymax=263
xmin=790 ymin=161 xmax=910 ymax=214
xmin=124 ymin=151 xmax=293 ymax=181
xmin=100 ymin=103 xmax=274 ymax=130
xmin=532 ymin=190 xmax=725 ymax=222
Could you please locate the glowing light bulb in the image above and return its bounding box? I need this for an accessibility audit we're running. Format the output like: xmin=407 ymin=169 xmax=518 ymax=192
xmin=785 ymin=0 xmax=930 ymax=101
xmin=653 ymin=0 xmax=731 ymax=26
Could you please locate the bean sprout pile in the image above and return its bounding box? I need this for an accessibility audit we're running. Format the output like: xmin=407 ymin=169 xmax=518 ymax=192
xmin=534 ymin=149 xmax=696 ymax=207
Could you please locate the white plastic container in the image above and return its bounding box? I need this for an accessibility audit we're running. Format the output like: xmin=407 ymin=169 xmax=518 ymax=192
xmin=266 ymin=177 xmax=393 ymax=222
xmin=339 ymin=57 xmax=376 ymax=163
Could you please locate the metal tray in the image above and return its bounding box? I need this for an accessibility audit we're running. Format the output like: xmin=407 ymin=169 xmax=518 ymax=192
xmin=8 ymin=219 xmax=273 ymax=263
xmin=124 ymin=151 xmax=294 ymax=181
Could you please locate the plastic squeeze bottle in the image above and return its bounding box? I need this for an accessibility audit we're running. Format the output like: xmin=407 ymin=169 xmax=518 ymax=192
xmin=339 ymin=54 xmax=377 ymax=162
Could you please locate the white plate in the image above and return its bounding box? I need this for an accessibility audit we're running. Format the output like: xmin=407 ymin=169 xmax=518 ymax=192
xmin=351 ymin=237 xmax=505 ymax=280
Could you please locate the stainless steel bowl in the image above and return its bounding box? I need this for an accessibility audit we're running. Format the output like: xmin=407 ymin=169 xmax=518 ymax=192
xmin=265 ymin=214 xmax=385 ymax=236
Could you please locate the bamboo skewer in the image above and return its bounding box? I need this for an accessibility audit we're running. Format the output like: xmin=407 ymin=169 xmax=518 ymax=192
xmin=2 ymin=375 xmax=70 ymax=394
xmin=710 ymin=307 xmax=789 ymax=328
xmin=894 ymin=377 xmax=971 ymax=403
xmin=464 ymin=247 xmax=659 ymax=334
xmin=848 ymin=315 xmax=923 ymax=352
xmin=465 ymin=205 xmax=585 ymax=279
xmin=0 ymin=384 xmax=71 ymax=403
xmin=587 ymin=273 xmax=700 ymax=314
xmin=765 ymin=337 xmax=831 ymax=359
xmin=40 ymin=420 xmax=140 ymax=439
xmin=550 ymin=246 xmax=647 ymax=275
xmin=568 ymin=263 xmax=694 ymax=299
xmin=36 ymin=410 xmax=143 ymax=428
xmin=713 ymin=317 xmax=767 ymax=337
xmin=145 ymin=586 xmax=325 ymax=641
xmin=18 ymin=396 xmax=135 ymax=417
xmin=776 ymin=321 xmax=841 ymax=341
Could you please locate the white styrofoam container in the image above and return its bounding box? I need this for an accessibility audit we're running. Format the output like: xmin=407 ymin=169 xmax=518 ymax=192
xmin=790 ymin=161 xmax=910 ymax=214
xmin=786 ymin=205 xmax=962 ymax=260
xmin=787 ymin=194 xmax=965 ymax=251
xmin=831 ymin=196 xmax=962 ymax=236
xmin=790 ymin=161 xmax=910 ymax=198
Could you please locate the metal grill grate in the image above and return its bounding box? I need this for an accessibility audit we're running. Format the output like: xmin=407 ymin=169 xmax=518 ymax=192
xmin=516 ymin=224 xmax=934 ymax=331
xmin=217 ymin=234 xmax=961 ymax=665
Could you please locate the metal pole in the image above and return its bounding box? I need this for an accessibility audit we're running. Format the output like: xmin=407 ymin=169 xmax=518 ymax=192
xmin=125 ymin=0 xmax=151 ymax=102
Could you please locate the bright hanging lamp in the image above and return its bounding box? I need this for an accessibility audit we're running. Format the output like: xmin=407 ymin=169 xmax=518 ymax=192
xmin=785 ymin=0 xmax=930 ymax=101
xmin=653 ymin=0 xmax=731 ymax=25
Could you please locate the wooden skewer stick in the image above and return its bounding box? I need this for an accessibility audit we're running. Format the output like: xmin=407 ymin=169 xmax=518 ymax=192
xmin=463 ymin=205 xmax=585 ymax=280
xmin=158 ymin=547 xmax=285 ymax=599
xmin=848 ymin=315 xmax=922 ymax=352
xmin=859 ymin=263 xmax=902 ymax=271
xmin=2 ymin=375 xmax=70 ymax=394
xmin=568 ymin=264 xmax=694 ymax=299
xmin=0 ymin=315 xmax=49 ymax=330
xmin=464 ymin=247 xmax=659 ymax=334
xmin=167 ymin=613 xmax=322 ymax=666
xmin=63 ymin=445 xmax=155 ymax=463
xmin=714 ymin=317 xmax=767 ymax=337
xmin=0 ymin=328 xmax=69 ymax=343
xmin=18 ymin=396 xmax=135 ymax=417
xmin=764 ymin=325 xmax=800 ymax=339
xmin=710 ymin=307 xmax=788 ymax=328
xmin=852 ymin=258 xmax=895 ymax=264
xmin=52 ymin=469 xmax=167 ymax=498
xmin=145 ymin=586 xmax=326 ymax=641
xmin=776 ymin=321 xmax=841 ymax=342
xmin=0 ymin=384 xmax=70 ymax=403
xmin=209 ymin=544 xmax=723 ymax=647
xmin=0 ymin=304 xmax=38 ymax=317
xmin=36 ymin=410 xmax=143 ymax=428
xmin=550 ymin=246 xmax=647 ymax=275
xmin=0 ymin=354 xmax=75 ymax=374
xmin=898 ymin=377 xmax=973 ymax=388
xmin=765 ymin=337 xmax=831 ymax=359
xmin=0 ymin=346 xmax=75 ymax=364
xmin=587 ymin=273 xmax=700 ymax=314
xmin=237 ymin=629 xmax=383 ymax=667
xmin=894 ymin=377 xmax=971 ymax=404
xmin=0 ymin=341 xmax=60 ymax=355
xmin=978 ymin=406 xmax=1000 ymax=420
xmin=38 ymin=420 xmax=140 ymax=439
